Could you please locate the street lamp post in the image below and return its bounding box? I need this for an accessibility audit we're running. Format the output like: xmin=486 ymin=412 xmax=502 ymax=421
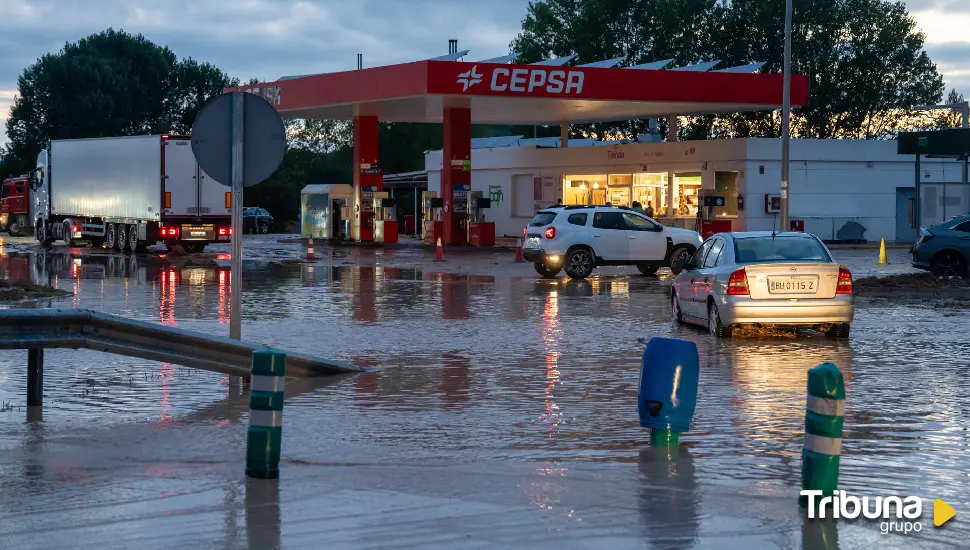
xmin=780 ymin=0 xmax=793 ymax=231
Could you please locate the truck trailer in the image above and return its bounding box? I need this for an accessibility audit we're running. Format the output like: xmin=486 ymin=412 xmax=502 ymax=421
xmin=29 ymin=135 xmax=232 ymax=253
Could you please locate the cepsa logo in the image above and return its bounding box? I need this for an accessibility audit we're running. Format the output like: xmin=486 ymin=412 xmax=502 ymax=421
xmin=244 ymin=86 xmax=282 ymax=106
xmin=457 ymin=65 xmax=585 ymax=95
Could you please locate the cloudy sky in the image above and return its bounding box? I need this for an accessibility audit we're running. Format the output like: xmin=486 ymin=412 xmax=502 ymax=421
xmin=1 ymin=0 xmax=968 ymax=148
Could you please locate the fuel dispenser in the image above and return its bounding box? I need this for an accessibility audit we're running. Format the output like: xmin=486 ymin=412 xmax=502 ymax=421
xmin=695 ymin=191 xmax=731 ymax=240
xmin=356 ymin=186 xmax=376 ymax=242
xmin=422 ymin=191 xmax=443 ymax=246
xmin=449 ymin=184 xmax=470 ymax=245
xmin=373 ymin=192 xmax=399 ymax=244
xmin=466 ymin=191 xmax=495 ymax=247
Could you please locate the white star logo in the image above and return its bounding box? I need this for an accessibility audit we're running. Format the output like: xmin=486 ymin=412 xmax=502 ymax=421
xmin=456 ymin=65 xmax=483 ymax=92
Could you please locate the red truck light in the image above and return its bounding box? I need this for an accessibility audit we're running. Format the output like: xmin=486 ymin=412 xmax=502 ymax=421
xmin=218 ymin=227 xmax=232 ymax=236
xmin=160 ymin=225 xmax=179 ymax=238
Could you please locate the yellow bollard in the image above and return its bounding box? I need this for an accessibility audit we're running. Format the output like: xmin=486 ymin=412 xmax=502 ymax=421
xmin=878 ymin=238 xmax=889 ymax=265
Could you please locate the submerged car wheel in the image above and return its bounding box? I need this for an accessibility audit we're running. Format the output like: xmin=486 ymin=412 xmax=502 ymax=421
xmin=534 ymin=262 xmax=562 ymax=279
xmin=259 ymin=220 xmax=270 ymax=234
xmin=564 ymin=248 xmax=594 ymax=279
xmin=825 ymin=323 xmax=851 ymax=339
xmin=708 ymin=302 xmax=732 ymax=338
xmin=637 ymin=263 xmax=660 ymax=276
xmin=671 ymin=293 xmax=684 ymax=325
xmin=669 ymin=246 xmax=693 ymax=275
xmin=931 ymin=251 xmax=967 ymax=278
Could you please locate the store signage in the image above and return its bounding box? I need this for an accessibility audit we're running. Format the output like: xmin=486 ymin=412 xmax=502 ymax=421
xmin=608 ymin=149 xmax=625 ymax=160
xmin=458 ymin=65 xmax=585 ymax=95
xmin=243 ymin=86 xmax=281 ymax=106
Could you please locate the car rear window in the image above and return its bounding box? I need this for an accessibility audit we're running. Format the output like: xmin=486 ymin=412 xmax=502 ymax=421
xmin=734 ymin=236 xmax=831 ymax=263
xmin=529 ymin=212 xmax=558 ymax=227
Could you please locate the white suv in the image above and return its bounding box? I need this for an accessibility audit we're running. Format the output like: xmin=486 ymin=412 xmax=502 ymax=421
xmin=522 ymin=206 xmax=704 ymax=279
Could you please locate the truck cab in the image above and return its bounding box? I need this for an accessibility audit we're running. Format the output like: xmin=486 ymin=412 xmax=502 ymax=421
xmin=0 ymin=175 xmax=32 ymax=236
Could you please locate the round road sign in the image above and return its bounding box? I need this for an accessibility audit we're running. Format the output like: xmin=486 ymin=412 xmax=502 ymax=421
xmin=191 ymin=92 xmax=286 ymax=187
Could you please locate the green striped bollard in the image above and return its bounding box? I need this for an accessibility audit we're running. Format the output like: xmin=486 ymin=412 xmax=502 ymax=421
xmin=799 ymin=362 xmax=845 ymax=509
xmin=246 ymin=349 xmax=286 ymax=479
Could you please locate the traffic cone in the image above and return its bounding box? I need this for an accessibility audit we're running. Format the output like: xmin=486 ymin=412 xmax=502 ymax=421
xmin=305 ymin=237 xmax=317 ymax=260
xmin=514 ymin=239 xmax=525 ymax=263
xmin=434 ymin=237 xmax=445 ymax=262
xmin=878 ymin=238 xmax=888 ymax=265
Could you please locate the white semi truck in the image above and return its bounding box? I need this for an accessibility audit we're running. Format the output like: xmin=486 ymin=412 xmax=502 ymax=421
xmin=29 ymin=135 xmax=232 ymax=253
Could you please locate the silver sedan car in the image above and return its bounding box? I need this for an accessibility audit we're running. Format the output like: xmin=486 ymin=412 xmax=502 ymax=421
xmin=670 ymin=232 xmax=854 ymax=338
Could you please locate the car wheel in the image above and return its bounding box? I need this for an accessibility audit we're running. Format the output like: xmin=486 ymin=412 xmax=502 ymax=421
xmin=669 ymin=246 xmax=693 ymax=275
xmin=259 ymin=220 xmax=270 ymax=234
xmin=564 ymin=247 xmax=594 ymax=279
xmin=824 ymin=323 xmax=851 ymax=339
xmin=637 ymin=263 xmax=660 ymax=276
xmin=105 ymin=223 xmax=118 ymax=251
xmin=708 ymin=302 xmax=732 ymax=338
xmin=671 ymin=293 xmax=684 ymax=325
xmin=534 ymin=262 xmax=562 ymax=279
xmin=931 ymin=251 xmax=967 ymax=277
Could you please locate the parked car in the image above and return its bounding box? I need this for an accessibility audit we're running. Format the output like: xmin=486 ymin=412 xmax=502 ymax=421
xmin=670 ymin=231 xmax=854 ymax=338
xmin=522 ymin=205 xmax=703 ymax=279
xmin=243 ymin=207 xmax=274 ymax=234
xmin=912 ymin=214 xmax=970 ymax=277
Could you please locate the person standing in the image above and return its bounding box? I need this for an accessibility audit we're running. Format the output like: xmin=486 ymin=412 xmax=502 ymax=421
xmin=645 ymin=201 xmax=655 ymax=218
xmin=632 ymin=201 xmax=646 ymax=216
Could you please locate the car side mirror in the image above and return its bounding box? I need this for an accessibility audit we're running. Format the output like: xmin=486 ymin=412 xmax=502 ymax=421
xmin=671 ymin=258 xmax=689 ymax=271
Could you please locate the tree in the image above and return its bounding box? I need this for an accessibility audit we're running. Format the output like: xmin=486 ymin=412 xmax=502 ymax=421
xmin=3 ymin=28 xmax=236 ymax=170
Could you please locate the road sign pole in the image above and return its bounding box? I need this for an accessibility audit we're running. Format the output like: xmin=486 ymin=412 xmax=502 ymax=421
xmin=780 ymin=0 xmax=793 ymax=232
xmin=230 ymin=92 xmax=244 ymax=340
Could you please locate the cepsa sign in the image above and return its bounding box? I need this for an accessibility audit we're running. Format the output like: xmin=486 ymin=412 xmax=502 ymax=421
xmin=456 ymin=65 xmax=584 ymax=95
xmin=243 ymin=86 xmax=282 ymax=106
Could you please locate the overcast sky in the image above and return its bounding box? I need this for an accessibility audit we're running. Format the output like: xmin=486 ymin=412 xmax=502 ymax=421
xmin=2 ymin=0 xmax=968 ymax=148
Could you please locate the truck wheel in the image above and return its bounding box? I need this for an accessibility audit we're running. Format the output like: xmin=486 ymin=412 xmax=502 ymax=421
xmin=7 ymin=220 xmax=22 ymax=236
xmin=126 ymin=224 xmax=140 ymax=254
xmin=182 ymin=242 xmax=206 ymax=254
xmin=117 ymin=224 xmax=129 ymax=254
xmin=37 ymin=221 xmax=53 ymax=248
xmin=62 ymin=220 xmax=75 ymax=247
xmin=106 ymin=223 xmax=118 ymax=250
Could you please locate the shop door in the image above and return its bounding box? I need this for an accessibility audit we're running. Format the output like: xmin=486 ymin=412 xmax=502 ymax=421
xmin=895 ymin=187 xmax=914 ymax=243
xmin=590 ymin=211 xmax=628 ymax=260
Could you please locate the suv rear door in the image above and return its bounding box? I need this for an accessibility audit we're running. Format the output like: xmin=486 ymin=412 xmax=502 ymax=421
xmin=622 ymin=212 xmax=666 ymax=260
xmin=590 ymin=210 xmax=628 ymax=260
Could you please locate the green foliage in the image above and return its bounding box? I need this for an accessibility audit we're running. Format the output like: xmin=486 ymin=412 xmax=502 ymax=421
xmin=3 ymin=28 xmax=237 ymax=170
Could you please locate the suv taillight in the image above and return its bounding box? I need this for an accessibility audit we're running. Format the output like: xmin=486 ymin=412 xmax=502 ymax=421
xmin=523 ymin=227 xmax=527 ymax=237
xmin=545 ymin=226 xmax=556 ymax=239
xmin=836 ymin=267 xmax=853 ymax=295
xmin=727 ymin=268 xmax=749 ymax=296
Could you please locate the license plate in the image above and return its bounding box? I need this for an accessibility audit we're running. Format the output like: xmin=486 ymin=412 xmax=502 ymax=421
xmin=181 ymin=224 xmax=214 ymax=240
xmin=768 ymin=276 xmax=816 ymax=293
xmin=525 ymin=237 xmax=540 ymax=248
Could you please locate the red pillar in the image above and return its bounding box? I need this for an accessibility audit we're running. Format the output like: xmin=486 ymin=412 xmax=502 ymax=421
xmin=441 ymin=107 xmax=471 ymax=245
xmin=353 ymin=115 xmax=381 ymax=241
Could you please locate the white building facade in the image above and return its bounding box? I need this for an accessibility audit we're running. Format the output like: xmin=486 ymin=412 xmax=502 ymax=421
xmin=425 ymin=138 xmax=966 ymax=243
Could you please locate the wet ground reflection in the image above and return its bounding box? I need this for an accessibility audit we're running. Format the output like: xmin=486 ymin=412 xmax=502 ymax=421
xmin=0 ymin=243 xmax=967 ymax=546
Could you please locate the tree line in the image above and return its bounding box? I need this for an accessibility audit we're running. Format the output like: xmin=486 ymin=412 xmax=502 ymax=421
xmin=1 ymin=0 xmax=965 ymax=225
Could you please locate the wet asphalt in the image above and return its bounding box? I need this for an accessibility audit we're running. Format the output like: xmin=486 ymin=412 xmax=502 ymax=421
xmin=0 ymin=235 xmax=966 ymax=549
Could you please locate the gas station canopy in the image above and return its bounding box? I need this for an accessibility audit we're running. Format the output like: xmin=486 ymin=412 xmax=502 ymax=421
xmin=228 ymin=60 xmax=809 ymax=125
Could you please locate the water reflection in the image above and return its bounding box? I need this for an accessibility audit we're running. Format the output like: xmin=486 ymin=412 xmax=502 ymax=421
xmin=638 ymin=444 xmax=699 ymax=549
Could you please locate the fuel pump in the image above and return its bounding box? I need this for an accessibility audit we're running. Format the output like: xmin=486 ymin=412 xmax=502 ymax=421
xmin=696 ymin=190 xmax=730 ymax=239
xmin=356 ymin=186 xmax=376 ymax=242
xmin=373 ymin=192 xmax=399 ymax=244
xmin=422 ymin=191 xmax=443 ymax=245
xmin=466 ymin=191 xmax=495 ymax=247
xmin=450 ymin=184 xmax=470 ymax=245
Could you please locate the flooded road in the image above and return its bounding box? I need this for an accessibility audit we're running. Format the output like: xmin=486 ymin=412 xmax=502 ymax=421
xmin=0 ymin=236 xmax=966 ymax=548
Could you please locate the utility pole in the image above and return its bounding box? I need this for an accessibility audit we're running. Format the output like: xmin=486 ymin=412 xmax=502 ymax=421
xmin=779 ymin=0 xmax=793 ymax=231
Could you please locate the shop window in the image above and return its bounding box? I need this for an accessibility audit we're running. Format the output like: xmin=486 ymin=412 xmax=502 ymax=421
xmin=567 ymin=213 xmax=588 ymax=226
xmin=564 ymin=175 xmax=607 ymax=205
xmin=714 ymin=172 xmax=739 ymax=217
xmin=607 ymin=174 xmax=632 ymax=207
xmin=633 ymin=173 xmax=667 ymax=216
xmin=673 ymin=173 xmax=701 ymax=218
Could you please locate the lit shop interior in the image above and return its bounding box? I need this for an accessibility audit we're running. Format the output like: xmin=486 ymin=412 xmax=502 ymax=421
xmin=562 ymin=172 xmax=739 ymax=220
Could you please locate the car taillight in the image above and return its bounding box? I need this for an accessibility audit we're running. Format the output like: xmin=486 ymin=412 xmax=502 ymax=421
xmin=836 ymin=267 xmax=853 ymax=295
xmin=727 ymin=268 xmax=749 ymax=296
xmin=523 ymin=227 xmax=527 ymax=237
xmin=545 ymin=226 xmax=556 ymax=239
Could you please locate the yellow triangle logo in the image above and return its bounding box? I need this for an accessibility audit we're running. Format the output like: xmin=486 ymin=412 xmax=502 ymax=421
xmin=934 ymin=499 xmax=956 ymax=527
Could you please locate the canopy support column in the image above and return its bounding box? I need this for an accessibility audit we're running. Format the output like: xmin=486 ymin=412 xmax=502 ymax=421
xmin=353 ymin=115 xmax=381 ymax=242
xmin=442 ymin=107 xmax=471 ymax=245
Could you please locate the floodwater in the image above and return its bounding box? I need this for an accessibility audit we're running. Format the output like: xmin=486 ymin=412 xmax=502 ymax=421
xmin=0 ymin=236 xmax=966 ymax=549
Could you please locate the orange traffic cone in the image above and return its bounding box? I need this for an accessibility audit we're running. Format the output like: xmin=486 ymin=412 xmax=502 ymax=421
xmin=434 ymin=237 xmax=445 ymax=262
xmin=514 ymin=239 xmax=525 ymax=263
xmin=305 ymin=237 xmax=317 ymax=260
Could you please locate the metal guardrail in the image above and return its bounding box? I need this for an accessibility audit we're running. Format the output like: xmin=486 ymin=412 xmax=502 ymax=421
xmin=0 ymin=308 xmax=362 ymax=380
